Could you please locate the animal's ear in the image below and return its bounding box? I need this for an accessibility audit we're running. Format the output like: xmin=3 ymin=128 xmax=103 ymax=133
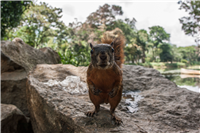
xmin=90 ymin=43 xmax=93 ymax=49
xmin=111 ymin=42 xmax=114 ymax=47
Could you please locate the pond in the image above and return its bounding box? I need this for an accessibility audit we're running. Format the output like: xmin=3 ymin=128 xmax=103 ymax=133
xmin=158 ymin=68 xmax=200 ymax=93
xmin=164 ymin=74 xmax=200 ymax=93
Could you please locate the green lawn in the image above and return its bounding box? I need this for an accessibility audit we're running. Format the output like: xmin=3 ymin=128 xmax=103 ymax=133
xmin=125 ymin=62 xmax=187 ymax=69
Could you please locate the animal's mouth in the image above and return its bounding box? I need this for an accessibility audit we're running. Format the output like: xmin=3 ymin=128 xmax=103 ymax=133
xmin=99 ymin=64 xmax=107 ymax=68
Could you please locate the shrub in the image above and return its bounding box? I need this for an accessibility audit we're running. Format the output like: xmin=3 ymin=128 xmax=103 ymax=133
xmin=181 ymin=59 xmax=188 ymax=63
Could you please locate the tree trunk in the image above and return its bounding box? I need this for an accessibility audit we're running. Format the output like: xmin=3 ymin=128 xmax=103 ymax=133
xmin=131 ymin=55 xmax=135 ymax=64
xmin=152 ymin=48 xmax=155 ymax=62
xmin=142 ymin=49 xmax=145 ymax=63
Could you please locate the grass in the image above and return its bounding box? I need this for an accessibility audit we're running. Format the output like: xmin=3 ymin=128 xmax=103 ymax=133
xmin=187 ymin=65 xmax=200 ymax=70
xmin=125 ymin=62 xmax=188 ymax=69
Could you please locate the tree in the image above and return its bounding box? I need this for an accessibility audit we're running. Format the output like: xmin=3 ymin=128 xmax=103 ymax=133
xmin=178 ymin=0 xmax=200 ymax=37
xmin=107 ymin=19 xmax=139 ymax=63
xmin=105 ymin=17 xmax=137 ymax=64
xmin=178 ymin=0 xmax=200 ymax=62
xmin=86 ymin=4 xmax=123 ymax=29
xmin=1 ymin=1 xmax=31 ymax=39
xmin=135 ymin=29 xmax=149 ymax=63
xmin=124 ymin=18 xmax=137 ymax=29
xmin=63 ymin=4 xmax=124 ymax=66
xmin=178 ymin=46 xmax=198 ymax=64
xmin=9 ymin=2 xmax=68 ymax=48
xmin=149 ymin=26 xmax=170 ymax=61
xmin=159 ymin=43 xmax=173 ymax=62
xmin=149 ymin=26 xmax=170 ymax=48
xmin=171 ymin=45 xmax=183 ymax=62
xmin=107 ymin=19 xmax=137 ymax=44
xmin=125 ymin=43 xmax=142 ymax=64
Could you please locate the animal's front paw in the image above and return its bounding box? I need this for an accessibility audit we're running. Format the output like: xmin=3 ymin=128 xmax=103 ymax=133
xmin=92 ymin=87 xmax=102 ymax=95
xmin=109 ymin=89 xmax=117 ymax=98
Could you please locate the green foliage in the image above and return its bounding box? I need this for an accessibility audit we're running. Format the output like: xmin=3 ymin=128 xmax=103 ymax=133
xmin=171 ymin=45 xmax=183 ymax=62
xmin=165 ymin=62 xmax=186 ymax=68
xmin=105 ymin=18 xmax=138 ymax=64
xmin=137 ymin=62 xmax=153 ymax=68
xmin=149 ymin=26 xmax=170 ymax=47
xmin=136 ymin=62 xmax=187 ymax=68
xmin=135 ymin=29 xmax=149 ymax=63
xmin=178 ymin=46 xmax=198 ymax=64
xmin=3 ymin=2 xmax=199 ymax=67
xmin=106 ymin=18 xmax=138 ymax=64
xmin=1 ymin=1 xmax=31 ymax=39
xmin=58 ymin=45 xmax=90 ymax=66
xmin=178 ymin=0 xmax=200 ymax=37
xmin=181 ymin=59 xmax=188 ymax=63
xmin=107 ymin=19 xmax=136 ymax=44
xmin=159 ymin=43 xmax=173 ymax=62
xmin=8 ymin=2 xmax=68 ymax=48
xmin=145 ymin=57 xmax=151 ymax=63
xmin=189 ymin=61 xmax=200 ymax=65
xmin=178 ymin=0 xmax=200 ymax=62
xmin=148 ymin=26 xmax=171 ymax=62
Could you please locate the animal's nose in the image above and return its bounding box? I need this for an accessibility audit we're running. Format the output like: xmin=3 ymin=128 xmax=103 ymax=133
xmin=101 ymin=51 xmax=105 ymax=54
xmin=100 ymin=55 xmax=107 ymax=60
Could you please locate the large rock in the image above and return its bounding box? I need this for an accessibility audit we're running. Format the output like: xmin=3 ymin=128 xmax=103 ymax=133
xmin=123 ymin=65 xmax=200 ymax=132
xmin=1 ymin=38 xmax=61 ymax=116
xmin=1 ymin=38 xmax=61 ymax=72
xmin=1 ymin=104 xmax=33 ymax=133
xmin=27 ymin=64 xmax=200 ymax=133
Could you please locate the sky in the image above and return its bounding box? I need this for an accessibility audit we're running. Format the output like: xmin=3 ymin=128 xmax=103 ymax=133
xmin=38 ymin=0 xmax=196 ymax=47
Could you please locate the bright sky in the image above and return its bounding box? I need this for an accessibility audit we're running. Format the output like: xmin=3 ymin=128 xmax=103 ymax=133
xmin=39 ymin=0 xmax=196 ymax=47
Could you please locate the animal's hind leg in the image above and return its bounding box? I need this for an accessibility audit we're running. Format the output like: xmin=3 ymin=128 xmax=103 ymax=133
xmin=110 ymin=106 xmax=122 ymax=125
xmin=109 ymin=88 xmax=122 ymax=125
xmin=85 ymin=90 xmax=102 ymax=117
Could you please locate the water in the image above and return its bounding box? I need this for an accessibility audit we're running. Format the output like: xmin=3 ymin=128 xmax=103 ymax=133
xmin=160 ymin=68 xmax=200 ymax=93
xmin=122 ymin=90 xmax=143 ymax=113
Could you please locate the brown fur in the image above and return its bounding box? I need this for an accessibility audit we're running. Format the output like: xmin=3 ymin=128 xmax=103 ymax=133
xmin=86 ymin=31 xmax=125 ymax=125
xmin=101 ymin=32 xmax=125 ymax=68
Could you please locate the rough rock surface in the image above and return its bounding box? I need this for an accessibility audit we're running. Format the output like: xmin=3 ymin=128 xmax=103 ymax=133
xmin=1 ymin=104 xmax=33 ymax=133
xmin=27 ymin=64 xmax=200 ymax=133
xmin=1 ymin=38 xmax=61 ymax=116
xmin=1 ymin=38 xmax=61 ymax=72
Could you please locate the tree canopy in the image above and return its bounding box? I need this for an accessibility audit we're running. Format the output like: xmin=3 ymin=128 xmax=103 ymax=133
xmin=135 ymin=29 xmax=149 ymax=63
xmin=178 ymin=0 xmax=200 ymax=62
xmin=1 ymin=1 xmax=31 ymax=39
xmin=149 ymin=26 xmax=170 ymax=48
xmin=2 ymin=2 xmax=199 ymax=66
xmin=9 ymin=2 xmax=68 ymax=48
xmin=86 ymin=4 xmax=123 ymax=29
xmin=179 ymin=0 xmax=200 ymax=37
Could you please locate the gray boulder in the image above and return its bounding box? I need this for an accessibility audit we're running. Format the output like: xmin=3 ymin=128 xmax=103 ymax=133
xmin=1 ymin=38 xmax=61 ymax=116
xmin=1 ymin=104 xmax=33 ymax=133
xmin=27 ymin=64 xmax=200 ymax=133
xmin=123 ymin=65 xmax=200 ymax=132
xmin=1 ymin=38 xmax=60 ymax=72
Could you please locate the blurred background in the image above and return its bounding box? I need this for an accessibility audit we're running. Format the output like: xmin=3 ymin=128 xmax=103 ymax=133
xmin=1 ymin=0 xmax=199 ymax=92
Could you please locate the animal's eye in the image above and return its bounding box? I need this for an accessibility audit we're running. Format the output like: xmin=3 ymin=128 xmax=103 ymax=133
xmin=90 ymin=49 xmax=93 ymax=54
xmin=112 ymin=48 xmax=114 ymax=53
